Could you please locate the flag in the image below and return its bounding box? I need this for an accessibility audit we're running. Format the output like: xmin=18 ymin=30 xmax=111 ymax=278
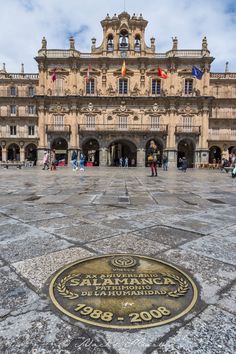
xmin=86 ymin=64 xmax=91 ymax=82
xmin=192 ymin=66 xmax=204 ymax=80
xmin=121 ymin=60 xmax=126 ymax=77
xmin=51 ymin=68 xmax=57 ymax=82
xmin=157 ymin=67 xmax=168 ymax=79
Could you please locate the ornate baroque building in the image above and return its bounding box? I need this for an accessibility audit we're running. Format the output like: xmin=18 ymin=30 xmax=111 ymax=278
xmin=0 ymin=12 xmax=236 ymax=166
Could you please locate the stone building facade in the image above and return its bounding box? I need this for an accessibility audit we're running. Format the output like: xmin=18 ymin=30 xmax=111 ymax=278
xmin=0 ymin=12 xmax=236 ymax=166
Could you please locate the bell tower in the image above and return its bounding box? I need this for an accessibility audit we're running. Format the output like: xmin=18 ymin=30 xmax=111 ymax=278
xmin=91 ymin=12 xmax=156 ymax=57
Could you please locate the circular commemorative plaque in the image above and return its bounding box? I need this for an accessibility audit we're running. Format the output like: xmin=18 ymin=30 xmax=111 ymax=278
xmin=49 ymin=254 xmax=198 ymax=329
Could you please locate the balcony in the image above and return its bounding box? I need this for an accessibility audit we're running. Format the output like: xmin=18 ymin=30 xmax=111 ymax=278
xmin=0 ymin=130 xmax=38 ymax=139
xmin=208 ymin=129 xmax=236 ymax=141
xmin=175 ymin=126 xmax=201 ymax=135
xmin=78 ymin=124 xmax=168 ymax=133
xmin=46 ymin=124 xmax=71 ymax=133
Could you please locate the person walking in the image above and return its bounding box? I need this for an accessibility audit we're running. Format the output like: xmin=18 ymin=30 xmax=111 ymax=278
xmin=50 ymin=149 xmax=57 ymax=171
xmin=181 ymin=157 xmax=188 ymax=172
xmin=147 ymin=141 xmax=158 ymax=177
xmin=119 ymin=157 xmax=123 ymax=167
xmin=70 ymin=150 xmax=78 ymax=171
xmin=42 ymin=151 xmax=49 ymax=170
xmin=79 ymin=153 xmax=85 ymax=171
xmin=163 ymin=154 xmax=168 ymax=171
xmin=124 ymin=157 xmax=128 ymax=168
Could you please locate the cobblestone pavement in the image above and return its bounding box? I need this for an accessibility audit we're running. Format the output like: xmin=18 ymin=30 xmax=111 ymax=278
xmin=0 ymin=166 xmax=235 ymax=354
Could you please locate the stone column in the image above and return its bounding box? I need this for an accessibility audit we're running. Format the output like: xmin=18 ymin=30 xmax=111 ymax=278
xmin=137 ymin=148 xmax=145 ymax=167
xmin=20 ymin=147 xmax=25 ymax=162
xmin=2 ymin=147 xmax=7 ymax=161
xmin=99 ymin=148 xmax=108 ymax=166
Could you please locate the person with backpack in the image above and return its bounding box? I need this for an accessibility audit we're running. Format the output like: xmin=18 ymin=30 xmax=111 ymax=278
xmin=70 ymin=150 xmax=78 ymax=171
xmin=147 ymin=141 xmax=158 ymax=177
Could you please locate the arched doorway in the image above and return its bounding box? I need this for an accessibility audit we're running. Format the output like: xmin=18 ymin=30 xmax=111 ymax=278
xmin=7 ymin=143 xmax=20 ymax=161
xmin=25 ymin=143 xmax=37 ymax=165
xmin=82 ymin=139 xmax=100 ymax=166
xmin=51 ymin=138 xmax=68 ymax=164
xmin=177 ymin=139 xmax=195 ymax=168
xmin=229 ymin=146 xmax=236 ymax=155
xmin=209 ymin=146 xmax=221 ymax=164
xmin=108 ymin=139 xmax=137 ymax=166
xmin=145 ymin=139 xmax=163 ymax=167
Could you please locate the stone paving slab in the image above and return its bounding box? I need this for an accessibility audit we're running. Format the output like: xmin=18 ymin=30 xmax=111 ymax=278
xmin=12 ymin=247 xmax=95 ymax=290
xmin=156 ymin=305 xmax=236 ymax=354
xmin=87 ymin=233 xmax=170 ymax=256
xmin=133 ymin=225 xmax=202 ymax=247
xmin=158 ymin=249 xmax=236 ymax=304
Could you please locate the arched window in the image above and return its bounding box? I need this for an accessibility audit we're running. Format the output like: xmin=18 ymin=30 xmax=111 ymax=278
xmin=119 ymin=30 xmax=129 ymax=51
xmin=86 ymin=78 xmax=95 ymax=95
xmin=119 ymin=79 xmax=128 ymax=94
xmin=134 ymin=34 xmax=141 ymax=52
xmin=152 ymin=79 xmax=161 ymax=95
xmin=107 ymin=34 xmax=114 ymax=52
xmin=10 ymin=86 xmax=17 ymax=96
xmin=28 ymin=86 xmax=35 ymax=97
xmin=185 ymin=79 xmax=193 ymax=95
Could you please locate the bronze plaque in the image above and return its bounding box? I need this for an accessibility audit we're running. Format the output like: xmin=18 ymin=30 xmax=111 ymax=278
xmin=49 ymin=254 xmax=198 ymax=329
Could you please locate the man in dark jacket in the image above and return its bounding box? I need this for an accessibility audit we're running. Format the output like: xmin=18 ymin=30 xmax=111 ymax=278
xmin=181 ymin=157 xmax=188 ymax=172
xmin=71 ymin=150 xmax=78 ymax=171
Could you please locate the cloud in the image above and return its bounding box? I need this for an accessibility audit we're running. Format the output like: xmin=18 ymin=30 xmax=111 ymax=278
xmin=0 ymin=0 xmax=235 ymax=72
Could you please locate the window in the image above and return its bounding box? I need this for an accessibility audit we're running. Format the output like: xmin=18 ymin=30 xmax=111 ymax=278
xmin=185 ymin=79 xmax=193 ymax=95
xmin=86 ymin=79 xmax=95 ymax=95
xmin=10 ymin=105 xmax=17 ymax=115
xmin=151 ymin=116 xmax=160 ymax=129
xmin=54 ymin=78 xmax=64 ymax=96
xmin=28 ymin=87 xmax=35 ymax=97
xmin=119 ymin=79 xmax=128 ymax=94
xmin=54 ymin=115 xmax=64 ymax=130
xmin=28 ymin=125 xmax=35 ymax=136
xmin=28 ymin=105 xmax=35 ymax=115
xmin=10 ymin=87 xmax=16 ymax=96
xmin=86 ymin=116 xmax=96 ymax=128
xmin=152 ymin=80 xmax=161 ymax=95
xmin=183 ymin=117 xmax=192 ymax=132
xmin=10 ymin=125 xmax=17 ymax=135
xmin=119 ymin=116 xmax=128 ymax=129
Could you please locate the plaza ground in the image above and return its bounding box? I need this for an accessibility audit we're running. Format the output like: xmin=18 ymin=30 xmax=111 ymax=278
xmin=0 ymin=166 xmax=235 ymax=354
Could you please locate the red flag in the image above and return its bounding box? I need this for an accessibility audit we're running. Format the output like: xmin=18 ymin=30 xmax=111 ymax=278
xmin=86 ymin=64 xmax=91 ymax=82
xmin=157 ymin=67 xmax=168 ymax=79
xmin=51 ymin=68 xmax=57 ymax=82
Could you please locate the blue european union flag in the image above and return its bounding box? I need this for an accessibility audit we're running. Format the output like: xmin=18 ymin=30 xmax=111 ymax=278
xmin=192 ymin=66 xmax=204 ymax=80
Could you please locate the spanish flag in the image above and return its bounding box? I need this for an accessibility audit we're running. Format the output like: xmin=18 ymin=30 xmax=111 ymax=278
xmin=121 ymin=60 xmax=126 ymax=77
xmin=157 ymin=67 xmax=168 ymax=79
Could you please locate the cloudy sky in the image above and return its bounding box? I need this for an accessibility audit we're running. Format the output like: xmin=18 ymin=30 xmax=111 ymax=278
xmin=0 ymin=0 xmax=236 ymax=73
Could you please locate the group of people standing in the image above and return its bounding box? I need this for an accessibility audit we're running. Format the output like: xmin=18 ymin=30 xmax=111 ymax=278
xmin=42 ymin=150 xmax=56 ymax=171
xmin=119 ymin=157 xmax=129 ymax=168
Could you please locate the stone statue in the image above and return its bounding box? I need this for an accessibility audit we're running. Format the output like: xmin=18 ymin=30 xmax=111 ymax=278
xmin=172 ymin=36 xmax=178 ymax=51
xmin=42 ymin=37 xmax=47 ymax=50
xmin=202 ymin=37 xmax=208 ymax=51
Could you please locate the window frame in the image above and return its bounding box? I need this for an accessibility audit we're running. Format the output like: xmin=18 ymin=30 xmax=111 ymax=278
xmin=86 ymin=78 xmax=95 ymax=95
xmin=152 ymin=79 xmax=161 ymax=95
xmin=10 ymin=125 xmax=17 ymax=136
xmin=28 ymin=125 xmax=35 ymax=136
xmin=184 ymin=79 xmax=193 ymax=95
xmin=119 ymin=78 xmax=128 ymax=95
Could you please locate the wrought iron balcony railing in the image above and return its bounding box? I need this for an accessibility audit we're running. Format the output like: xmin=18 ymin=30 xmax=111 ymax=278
xmin=78 ymin=123 xmax=168 ymax=133
xmin=46 ymin=125 xmax=71 ymax=133
xmin=175 ymin=126 xmax=201 ymax=135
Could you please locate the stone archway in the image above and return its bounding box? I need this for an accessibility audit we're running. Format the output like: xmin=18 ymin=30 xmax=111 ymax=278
xmin=82 ymin=138 xmax=100 ymax=166
xmin=25 ymin=143 xmax=37 ymax=165
xmin=145 ymin=138 xmax=164 ymax=167
xmin=108 ymin=139 xmax=137 ymax=167
xmin=177 ymin=139 xmax=195 ymax=168
xmin=209 ymin=146 xmax=221 ymax=164
xmin=51 ymin=137 xmax=68 ymax=163
xmin=7 ymin=143 xmax=20 ymax=161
